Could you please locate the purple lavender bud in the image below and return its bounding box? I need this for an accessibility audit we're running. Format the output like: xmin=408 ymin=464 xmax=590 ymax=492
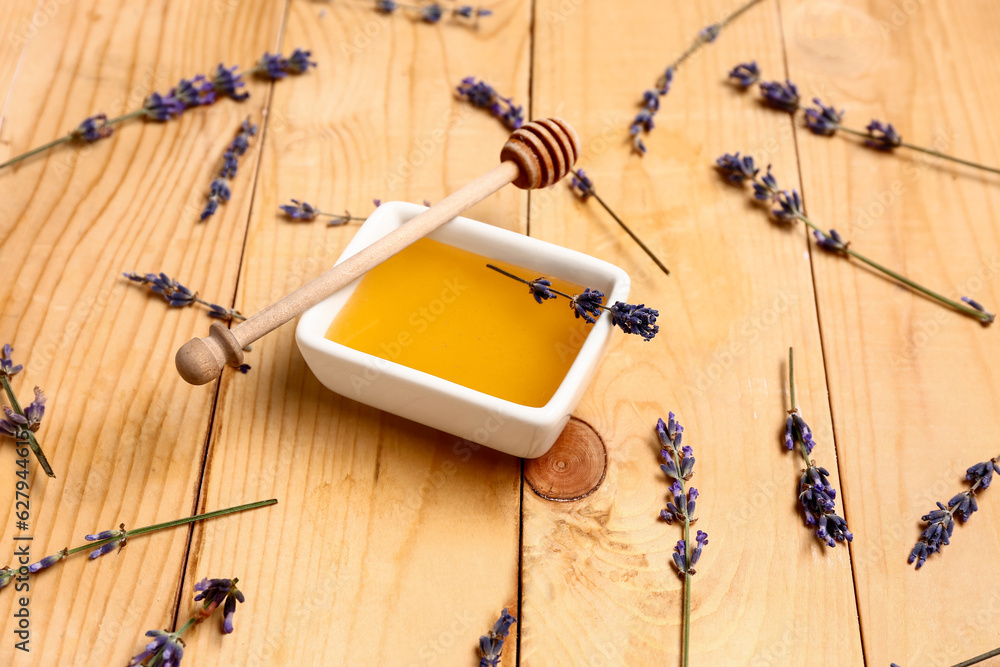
xmin=211 ymin=63 xmax=249 ymax=102
xmin=759 ymin=79 xmax=800 ymax=112
xmin=280 ymin=199 xmax=320 ymax=221
xmin=642 ymin=90 xmax=660 ymax=111
xmin=659 ymin=508 xmax=674 ymax=524
xmin=209 ymin=178 xmax=231 ymax=202
xmin=700 ymin=24 xmax=721 ymax=42
xmin=728 ymin=61 xmax=760 ymax=88
xmin=479 ymin=608 xmax=516 ymax=666
xmin=142 ymin=91 xmax=185 ymax=121
xmin=71 ymin=113 xmax=114 ymax=142
xmin=804 ymin=98 xmax=843 ymax=136
xmin=257 ymin=52 xmax=287 ymax=79
xmin=89 ymin=540 xmax=121 ymax=559
xmin=85 ymin=530 xmax=118 ymax=541
xmin=686 ymin=487 xmax=698 ymax=516
xmin=194 ymin=577 xmax=245 ymax=634
xmin=609 ymin=302 xmax=659 ymax=341
xmin=813 ymin=228 xmax=848 ymax=253
xmin=24 ymin=387 xmax=45 ymax=432
xmin=375 ymin=0 xmax=399 ymax=12
xmin=219 ymin=151 xmax=238 ymax=179
xmin=527 ymin=278 xmax=555 ymax=304
xmin=772 ymin=189 xmax=803 ymax=223
xmin=0 ymin=344 xmax=23 ymax=378
xmin=753 ymin=164 xmax=779 ymax=201
xmin=967 ymin=461 xmax=994 ymax=489
xmin=716 ymin=152 xmax=758 ymax=183
xmin=660 ymin=460 xmax=678 ymax=479
xmin=201 ymin=198 xmax=219 ymax=221
xmin=631 ymin=109 xmax=655 ymax=134
xmin=569 ymin=168 xmax=595 ymax=200
xmin=569 ymin=288 xmax=604 ymax=323
xmin=672 ymin=540 xmax=687 ymax=573
xmin=656 ymin=67 xmax=674 ymax=96
xmin=28 ymin=549 xmax=67 ymax=573
xmin=173 ymin=75 xmax=216 ymax=108
xmin=420 ymin=4 xmax=444 ymax=22
xmin=284 ymin=49 xmax=317 ymax=74
xmin=784 ymin=415 xmax=794 ymax=450
xmin=864 ymin=120 xmax=902 ymax=150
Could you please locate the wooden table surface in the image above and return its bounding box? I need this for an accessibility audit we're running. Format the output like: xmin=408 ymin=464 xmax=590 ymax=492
xmin=2 ymin=0 xmax=999 ymax=665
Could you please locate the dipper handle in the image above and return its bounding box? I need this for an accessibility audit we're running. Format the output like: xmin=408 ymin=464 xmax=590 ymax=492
xmin=176 ymin=118 xmax=581 ymax=385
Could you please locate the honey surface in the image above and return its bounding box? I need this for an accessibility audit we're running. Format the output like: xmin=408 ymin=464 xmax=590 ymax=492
xmin=325 ymin=238 xmax=593 ymax=407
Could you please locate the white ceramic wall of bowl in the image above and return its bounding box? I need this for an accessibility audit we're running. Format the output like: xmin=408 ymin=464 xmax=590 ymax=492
xmin=295 ymin=201 xmax=630 ymax=459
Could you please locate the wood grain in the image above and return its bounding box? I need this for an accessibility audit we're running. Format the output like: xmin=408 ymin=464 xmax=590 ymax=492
xmin=780 ymin=0 xmax=1000 ymax=664
xmin=0 ymin=0 xmax=286 ymax=664
xmin=522 ymin=0 xmax=863 ymax=664
xmin=178 ymin=0 xmax=531 ymax=664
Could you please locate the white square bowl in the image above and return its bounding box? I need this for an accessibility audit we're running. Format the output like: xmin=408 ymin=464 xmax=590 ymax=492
xmin=295 ymin=201 xmax=631 ymax=459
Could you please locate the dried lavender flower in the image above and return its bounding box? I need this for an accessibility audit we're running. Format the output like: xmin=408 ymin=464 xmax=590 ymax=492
xmin=864 ymin=119 xmax=902 ymax=150
xmin=759 ymin=79 xmax=800 ymax=112
xmin=486 ymin=264 xmax=660 ymax=341
xmin=0 ymin=345 xmax=55 ymax=476
xmin=123 ymin=272 xmax=246 ymax=322
xmin=142 ymin=91 xmax=186 ymax=121
xmin=569 ymin=169 xmax=594 ymax=200
xmin=772 ymin=189 xmax=804 ymax=223
xmin=173 ymin=75 xmax=216 ymax=108
xmin=570 ymin=289 xmax=605 ymax=324
xmin=194 ymin=577 xmax=245 ymax=634
xmin=211 ymin=63 xmax=249 ymax=101
xmin=728 ymin=61 xmax=760 ymax=88
xmin=812 ymin=228 xmax=848 ymax=253
xmin=804 ymin=98 xmax=844 ymax=136
xmin=718 ymin=156 xmax=996 ymax=324
xmin=0 ymin=567 xmax=17 ymax=590
xmin=285 ymin=48 xmax=318 ymax=74
xmin=28 ymin=548 xmax=68 ymax=573
xmin=375 ymin=0 xmax=399 ymax=11
xmin=716 ymin=152 xmax=759 ymax=183
xmin=456 ymin=77 xmax=523 ymax=130
xmin=201 ymin=118 xmax=257 ymax=222
xmin=71 ymin=113 xmax=114 ymax=142
xmin=908 ymin=456 xmax=999 ymax=569
xmin=657 ymin=412 xmax=707 ymax=666
xmin=85 ymin=523 xmax=127 ymax=559
xmin=420 ymin=4 xmax=444 ymax=22
xmin=630 ymin=0 xmax=764 ymax=154
xmin=0 ymin=344 xmax=23 ymax=378
xmin=786 ymin=348 xmax=852 ymax=548
xmin=128 ymin=629 xmax=184 ymax=667
xmin=478 ymin=608 xmax=516 ymax=667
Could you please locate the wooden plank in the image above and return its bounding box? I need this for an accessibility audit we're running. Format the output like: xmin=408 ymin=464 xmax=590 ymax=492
xmin=522 ymin=0 xmax=864 ymax=664
xmin=780 ymin=0 xmax=1000 ymax=664
xmin=178 ymin=1 xmax=531 ymax=664
xmin=0 ymin=0 xmax=286 ymax=663
xmin=0 ymin=0 xmax=40 ymax=118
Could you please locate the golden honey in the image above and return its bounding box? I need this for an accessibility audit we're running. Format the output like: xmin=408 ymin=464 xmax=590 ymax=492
xmin=325 ymin=238 xmax=593 ymax=407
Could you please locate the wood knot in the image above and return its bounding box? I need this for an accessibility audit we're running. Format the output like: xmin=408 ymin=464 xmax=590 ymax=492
xmin=501 ymin=118 xmax=580 ymax=190
xmin=525 ymin=417 xmax=607 ymax=502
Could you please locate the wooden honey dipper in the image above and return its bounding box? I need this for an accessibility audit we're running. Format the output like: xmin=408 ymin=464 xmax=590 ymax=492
xmin=176 ymin=118 xmax=582 ymax=385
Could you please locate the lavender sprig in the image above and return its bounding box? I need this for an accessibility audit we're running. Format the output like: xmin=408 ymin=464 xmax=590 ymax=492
xmin=716 ymin=153 xmax=995 ymax=325
xmin=657 ymin=413 xmax=707 ymax=667
xmin=374 ymin=1 xmax=492 ymax=24
xmin=0 ymin=344 xmax=55 ymax=477
xmin=0 ymin=50 xmax=314 ymax=171
xmin=279 ymin=199 xmax=369 ymax=226
xmin=743 ymin=66 xmax=1000 ymax=177
xmin=456 ymin=77 xmax=523 ymax=130
xmin=128 ymin=576 xmax=246 ymax=666
xmin=0 ymin=499 xmax=277 ymax=592
xmin=629 ymin=0 xmax=764 ymax=154
xmin=478 ymin=608 xmax=516 ymax=667
xmin=569 ymin=169 xmax=670 ymax=276
xmin=908 ymin=455 xmax=999 ymax=569
xmin=787 ymin=348 xmax=852 ymax=548
xmin=123 ymin=272 xmax=246 ymax=322
xmin=485 ymin=264 xmax=659 ymax=341
xmin=201 ymin=117 xmax=257 ymax=222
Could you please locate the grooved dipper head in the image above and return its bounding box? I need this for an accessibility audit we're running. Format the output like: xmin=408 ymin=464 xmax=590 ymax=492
xmin=501 ymin=118 xmax=581 ymax=190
